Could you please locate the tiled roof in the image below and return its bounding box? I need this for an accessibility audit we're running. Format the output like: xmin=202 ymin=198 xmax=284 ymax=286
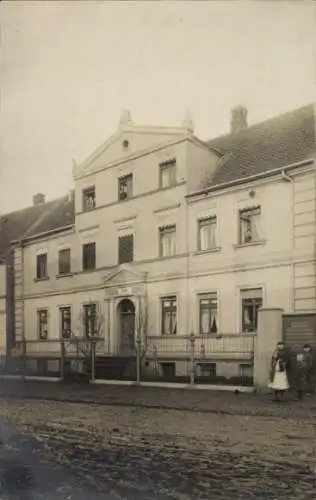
xmin=205 ymin=104 xmax=315 ymax=189
xmin=0 ymin=194 xmax=74 ymax=259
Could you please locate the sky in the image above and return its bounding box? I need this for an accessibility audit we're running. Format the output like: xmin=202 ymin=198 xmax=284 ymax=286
xmin=0 ymin=1 xmax=315 ymax=213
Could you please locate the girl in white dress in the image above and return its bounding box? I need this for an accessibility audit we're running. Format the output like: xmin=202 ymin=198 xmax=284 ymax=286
xmin=268 ymin=342 xmax=290 ymax=401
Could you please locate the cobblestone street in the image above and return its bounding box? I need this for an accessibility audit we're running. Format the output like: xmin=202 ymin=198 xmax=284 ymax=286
xmin=1 ymin=397 xmax=315 ymax=499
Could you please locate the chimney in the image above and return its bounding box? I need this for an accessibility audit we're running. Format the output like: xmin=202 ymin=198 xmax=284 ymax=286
xmin=33 ymin=193 xmax=45 ymax=206
xmin=230 ymin=105 xmax=248 ymax=133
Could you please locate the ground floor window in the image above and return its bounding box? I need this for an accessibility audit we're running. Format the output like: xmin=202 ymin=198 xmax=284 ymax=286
xmin=160 ymin=362 xmax=176 ymax=380
xmin=240 ymin=288 xmax=263 ymax=332
xmin=200 ymin=362 xmax=217 ymax=379
xmin=161 ymin=296 xmax=177 ymax=335
xmin=239 ymin=363 xmax=254 ymax=386
xmin=37 ymin=309 xmax=48 ymax=340
xmin=83 ymin=303 xmax=97 ymax=338
xmin=60 ymin=306 xmax=71 ymax=339
xmin=199 ymin=293 xmax=218 ymax=334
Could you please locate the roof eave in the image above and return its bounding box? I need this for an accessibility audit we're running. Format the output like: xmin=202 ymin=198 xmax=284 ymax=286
xmin=186 ymin=158 xmax=315 ymax=199
xmin=11 ymin=224 xmax=75 ymax=245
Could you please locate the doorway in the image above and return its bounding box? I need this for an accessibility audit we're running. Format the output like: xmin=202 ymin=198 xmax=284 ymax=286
xmin=117 ymin=299 xmax=136 ymax=355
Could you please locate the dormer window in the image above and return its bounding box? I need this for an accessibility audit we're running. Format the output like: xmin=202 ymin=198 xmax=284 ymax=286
xmin=118 ymin=174 xmax=133 ymax=201
xmin=82 ymin=187 xmax=96 ymax=211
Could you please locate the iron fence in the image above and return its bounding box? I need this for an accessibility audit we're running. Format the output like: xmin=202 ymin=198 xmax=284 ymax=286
xmin=1 ymin=333 xmax=256 ymax=387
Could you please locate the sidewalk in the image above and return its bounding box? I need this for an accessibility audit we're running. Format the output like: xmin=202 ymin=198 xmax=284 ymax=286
xmin=1 ymin=379 xmax=316 ymax=418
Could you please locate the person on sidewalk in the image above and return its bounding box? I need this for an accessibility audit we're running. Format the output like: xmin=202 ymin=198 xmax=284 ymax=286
xmin=295 ymin=344 xmax=314 ymax=400
xmin=268 ymin=341 xmax=290 ymax=401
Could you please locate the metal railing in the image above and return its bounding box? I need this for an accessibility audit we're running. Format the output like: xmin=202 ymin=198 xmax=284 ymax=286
xmin=146 ymin=333 xmax=256 ymax=358
xmin=4 ymin=333 xmax=256 ymax=387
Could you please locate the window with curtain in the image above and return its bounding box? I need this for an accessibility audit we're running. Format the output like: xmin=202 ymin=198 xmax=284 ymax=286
xmin=241 ymin=288 xmax=263 ymax=332
xmin=159 ymin=225 xmax=176 ymax=257
xmin=83 ymin=303 xmax=97 ymax=338
xmin=161 ymin=297 xmax=177 ymax=335
xmin=159 ymin=160 xmax=177 ymax=188
xmin=82 ymin=186 xmax=96 ymax=211
xmin=37 ymin=309 xmax=48 ymax=339
xmin=239 ymin=207 xmax=261 ymax=244
xmin=60 ymin=306 xmax=71 ymax=339
xmin=36 ymin=253 xmax=48 ymax=279
xmin=199 ymin=293 xmax=218 ymax=334
xmin=118 ymin=174 xmax=133 ymax=200
xmin=198 ymin=217 xmax=217 ymax=251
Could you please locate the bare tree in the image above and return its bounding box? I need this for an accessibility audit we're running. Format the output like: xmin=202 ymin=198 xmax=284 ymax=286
xmin=62 ymin=301 xmax=105 ymax=376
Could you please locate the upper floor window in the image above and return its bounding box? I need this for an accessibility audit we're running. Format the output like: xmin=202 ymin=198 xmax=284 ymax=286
xmin=58 ymin=248 xmax=71 ymax=275
xmin=118 ymin=234 xmax=134 ymax=264
xmin=159 ymin=159 xmax=177 ymax=189
xmin=82 ymin=242 xmax=96 ymax=271
xmin=118 ymin=174 xmax=133 ymax=201
xmin=82 ymin=186 xmax=96 ymax=211
xmin=159 ymin=225 xmax=176 ymax=258
xmin=161 ymin=296 xmax=177 ymax=335
xmin=241 ymin=288 xmax=263 ymax=333
xmin=198 ymin=217 xmax=217 ymax=251
xmin=36 ymin=253 xmax=48 ymax=279
xmin=37 ymin=309 xmax=48 ymax=339
xmin=60 ymin=306 xmax=71 ymax=339
xmin=199 ymin=293 xmax=218 ymax=335
xmin=239 ymin=207 xmax=261 ymax=244
xmin=83 ymin=303 xmax=97 ymax=338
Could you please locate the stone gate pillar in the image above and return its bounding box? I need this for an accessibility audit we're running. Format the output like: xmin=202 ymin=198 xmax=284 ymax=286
xmin=254 ymin=307 xmax=284 ymax=390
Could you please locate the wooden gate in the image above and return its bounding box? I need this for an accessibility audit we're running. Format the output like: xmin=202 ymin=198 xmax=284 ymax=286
xmin=283 ymin=313 xmax=316 ymax=351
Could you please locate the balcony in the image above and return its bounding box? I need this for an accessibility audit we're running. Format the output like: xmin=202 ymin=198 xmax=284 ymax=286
xmin=146 ymin=334 xmax=256 ymax=360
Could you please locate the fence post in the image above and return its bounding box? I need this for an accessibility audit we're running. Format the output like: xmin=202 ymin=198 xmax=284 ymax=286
xmin=136 ymin=335 xmax=141 ymax=384
xmin=91 ymin=340 xmax=96 ymax=382
xmin=189 ymin=333 xmax=196 ymax=385
xmin=60 ymin=341 xmax=65 ymax=380
xmin=22 ymin=339 xmax=27 ymax=380
xmin=153 ymin=345 xmax=158 ymax=378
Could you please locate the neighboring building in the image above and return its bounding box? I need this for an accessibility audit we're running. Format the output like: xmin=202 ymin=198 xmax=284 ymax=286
xmin=0 ymin=193 xmax=74 ymax=356
xmin=3 ymin=104 xmax=316 ymax=384
xmin=0 ymin=261 xmax=6 ymax=357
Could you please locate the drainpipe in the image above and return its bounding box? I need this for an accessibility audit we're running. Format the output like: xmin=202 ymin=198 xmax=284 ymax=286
xmin=281 ymin=169 xmax=295 ymax=312
xmin=185 ymin=195 xmax=190 ymax=336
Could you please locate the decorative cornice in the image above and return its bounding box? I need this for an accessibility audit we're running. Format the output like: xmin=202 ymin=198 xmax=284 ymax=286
xmin=153 ymin=202 xmax=181 ymax=214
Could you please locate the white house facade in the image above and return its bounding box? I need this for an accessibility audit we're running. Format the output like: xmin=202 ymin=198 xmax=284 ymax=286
xmin=7 ymin=104 xmax=316 ymax=385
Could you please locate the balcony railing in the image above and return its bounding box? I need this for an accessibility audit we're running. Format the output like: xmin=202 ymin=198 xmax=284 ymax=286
xmin=23 ymin=340 xmax=61 ymax=356
xmin=15 ymin=334 xmax=256 ymax=361
xmin=146 ymin=334 xmax=256 ymax=360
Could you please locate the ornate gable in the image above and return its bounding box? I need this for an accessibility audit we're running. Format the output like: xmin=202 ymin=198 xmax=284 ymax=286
xmin=102 ymin=264 xmax=147 ymax=288
xmin=73 ymin=109 xmax=195 ymax=179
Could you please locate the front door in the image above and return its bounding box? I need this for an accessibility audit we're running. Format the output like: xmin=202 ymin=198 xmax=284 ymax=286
xmin=118 ymin=299 xmax=135 ymax=356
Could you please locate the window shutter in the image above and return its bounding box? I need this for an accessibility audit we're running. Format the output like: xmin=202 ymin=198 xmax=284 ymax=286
xmin=118 ymin=234 xmax=134 ymax=263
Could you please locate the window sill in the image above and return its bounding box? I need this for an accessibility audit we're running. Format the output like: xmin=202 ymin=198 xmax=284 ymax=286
xmin=194 ymin=247 xmax=221 ymax=256
xmin=234 ymin=240 xmax=266 ymax=250
xmin=118 ymin=196 xmax=133 ymax=203
xmin=83 ymin=207 xmax=96 ymax=212
xmin=198 ymin=333 xmax=221 ymax=337
xmin=158 ymin=253 xmax=184 ymax=261
xmin=159 ymin=183 xmax=178 ymax=191
xmin=34 ymin=277 xmax=49 ymax=282
xmin=82 ymin=268 xmax=97 ymax=273
xmin=56 ymin=273 xmax=73 ymax=279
